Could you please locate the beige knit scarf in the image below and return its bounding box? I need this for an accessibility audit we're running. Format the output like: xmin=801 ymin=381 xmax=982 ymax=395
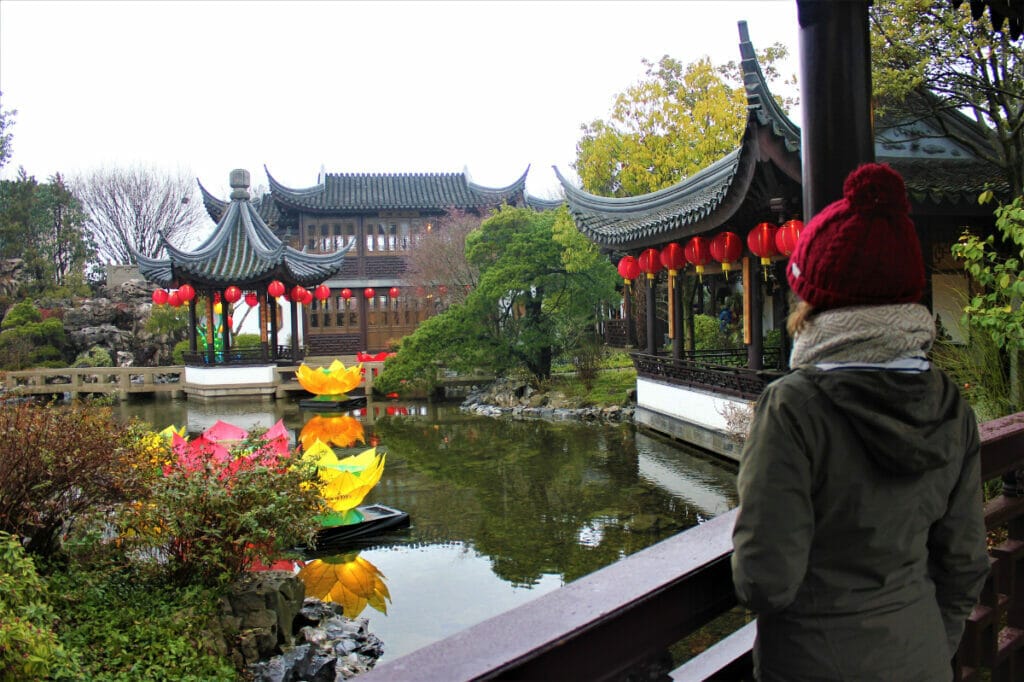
xmin=789 ymin=303 xmax=936 ymax=368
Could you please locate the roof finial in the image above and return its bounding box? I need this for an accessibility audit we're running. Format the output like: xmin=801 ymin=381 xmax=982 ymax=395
xmin=230 ymin=169 xmax=251 ymax=201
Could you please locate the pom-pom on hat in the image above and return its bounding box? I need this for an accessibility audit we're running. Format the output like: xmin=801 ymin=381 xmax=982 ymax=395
xmin=786 ymin=163 xmax=925 ymax=310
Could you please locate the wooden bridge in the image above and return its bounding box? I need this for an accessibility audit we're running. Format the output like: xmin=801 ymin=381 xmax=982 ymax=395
xmin=362 ymin=411 xmax=1024 ymax=682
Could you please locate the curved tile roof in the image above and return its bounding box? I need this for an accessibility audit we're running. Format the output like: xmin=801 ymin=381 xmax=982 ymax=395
xmin=266 ymin=166 xmax=529 ymax=213
xmin=558 ymin=21 xmax=799 ymax=250
xmin=198 ymin=178 xmax=282 ymax=227
xmin=136 ymin=170 xmax=350 ymax=289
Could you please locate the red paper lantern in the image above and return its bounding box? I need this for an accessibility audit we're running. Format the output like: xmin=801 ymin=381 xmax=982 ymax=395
xmin=226 ymin=315 xmax=233 ymax=328
xmin=244 ymin=292 xmax=258 ymax=307
xmin=178 ymin=283 xmax=195 ymax=302
xmin=314 ymin=284 xmax=331 ymax=301
xmin=388 ymin=286 xmax=400 ymax=299
xmin=340 ymin=288 xmax=353 ymax=300
xmin=710 ymin=231 xmax=743 ymax=272
xmin=659 ymin=243 xmax=687 ymax=273
xmin=638 ymin=248 xmax=663 ymax=279
xmin=747 ymin=222 xmax=779 ymax=266
xmin=438 ymin=285 xmax=448 ymax=296
xmin=775 ymin=219 xmax=804 ymax=257
xmin=301 ymin=289 xmax=313 ymax=305
xmin=267 ymin=280 xmax=285 ymax=298
xmin=684 ymin=236 xmax=712 ymax=276
xmin=151 ymin=289 xmax=168 ymax=305
xmin=291 ymin=285 xmax=307 ymax=302
xmin=224 ymin=285 xmax=242 ymax=303
xmin=617 ymin=255 xmax=641 ymax=282
xmin=167 ymin=291 xmax=182 ymax=308
xmin=363 ymin=287 xmax=376 ymax=299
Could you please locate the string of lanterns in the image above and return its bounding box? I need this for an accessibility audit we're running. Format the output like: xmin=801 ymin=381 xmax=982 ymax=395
xmin=615 ymin=219 xmax=803 ymax=286
xmin=152 ymin=281 xmax=410 ymax=307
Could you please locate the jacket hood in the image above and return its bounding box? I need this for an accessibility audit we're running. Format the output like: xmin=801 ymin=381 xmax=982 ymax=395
xmin=802 ymin=367 xmax=968 ymax=475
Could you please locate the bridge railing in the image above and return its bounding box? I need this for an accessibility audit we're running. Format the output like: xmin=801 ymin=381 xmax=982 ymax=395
xmin=3 ymin=366 xmax=185 ymax=398
xmin=361 ymin=411 xmax=1024 ymax=681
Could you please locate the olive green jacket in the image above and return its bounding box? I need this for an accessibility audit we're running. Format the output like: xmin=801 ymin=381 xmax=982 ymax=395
xmin=732 ymin=367 xmax=989 ymax=681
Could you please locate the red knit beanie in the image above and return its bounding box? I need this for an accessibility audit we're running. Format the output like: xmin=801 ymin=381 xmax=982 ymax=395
xmin=786 ymin=163 xmax=925 ymax=310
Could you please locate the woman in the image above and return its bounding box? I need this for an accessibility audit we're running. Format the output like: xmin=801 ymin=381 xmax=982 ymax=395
xmin=731 ymin=163 xmax=990 ymax=681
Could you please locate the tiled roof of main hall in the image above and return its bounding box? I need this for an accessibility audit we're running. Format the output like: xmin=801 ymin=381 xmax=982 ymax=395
xmin=266 ymin=167 xmax=530 ymax=213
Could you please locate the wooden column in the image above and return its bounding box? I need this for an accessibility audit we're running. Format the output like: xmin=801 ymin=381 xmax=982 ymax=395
xmin=290 ymin=299 xmax=300 ymax=361
xmin=187 ymin=299 xmax=197 ymax=353
xmin=671 ymin=272 xmax=683 ymax=361
xmin=645 ymin=275 xmax=657 ymax=355
xmin=797 ymin=0 xmax=874 ymax=218
xmin=259 ymin=291 xmax=269 ymax=363
xmin=205 ymin=294 xmax=215 ymax=364
xmin=744 ymin=257 xmax=764 ymax=370
xmin=623 ymin=281 xmax=636 ymax=348
xmin=221 ymin=300 xmax=231 ymax=356
xmin=270 ymin=297 xmax=279 ymax=360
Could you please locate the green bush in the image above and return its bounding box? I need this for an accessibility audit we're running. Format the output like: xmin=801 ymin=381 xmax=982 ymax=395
xmin=932 ymin=332 xmax=1013 ymax=422
xmin=233 ymin=333 xmax=260 ymax=350
xmin=0 ymin=302 xmax=71 ymax=369
xmin=0 ymin=402 xmax=155 ymax=557
xmin=0 ymin=532 xmax=76 ymax=680
xmin=144 ymin=304 xmax=189 ymax=337
xmin=694 ymin=314 xmax=725 ymax=351
xmin=46 ymin=563 xmax=235 ymax=681
xmin=116 ymin=430 xmax=324 ymax=587
xmin=172 ymin=339 xmax=190 ymax=364
xmin=72 ymin=346 xmax=113 ymax=368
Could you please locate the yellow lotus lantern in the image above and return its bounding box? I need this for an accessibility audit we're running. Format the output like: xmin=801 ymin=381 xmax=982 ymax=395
xmin=296 ymin=360 xmax=363 ymax=399
xmin=298 ymin=553 xmax=390 ymax=617
xmin=299 ymin=415 xmax=365 ymax=450
xmin=303 ymin=442 xmax=385 ymax=526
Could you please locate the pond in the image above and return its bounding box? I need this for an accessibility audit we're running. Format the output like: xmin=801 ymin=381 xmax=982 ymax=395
xmin=114 ymin=397 xmax=738 ymax=662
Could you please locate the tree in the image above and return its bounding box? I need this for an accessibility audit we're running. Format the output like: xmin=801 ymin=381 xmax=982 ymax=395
xmin=70 ymin=165 xmax=209 ymax=264
xmin=870 ymin=0 xmax=1024 ymax=192
xmin=0 ymin=169 xmax=94 ymax=297
xmin=401 ymin=207 xmax=483 ymax=307
xmin=377 ymin=205 xmax=619 ymax=392
xmin=574 ymin=47 xmax=795 ymax=197
xmin=952 ymin=192 xmax=1024 ymax=410
xmin=0 ymin=91 xmax=15 ymax=171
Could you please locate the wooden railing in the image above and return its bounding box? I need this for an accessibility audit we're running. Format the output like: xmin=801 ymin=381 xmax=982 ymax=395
xmin=632 ymin=350 xmax=785 ymax=401
xmin=362 ymin=411 xmax=1024 ymax=681
xmin=182 ymin=345 xmax=302 ymax=366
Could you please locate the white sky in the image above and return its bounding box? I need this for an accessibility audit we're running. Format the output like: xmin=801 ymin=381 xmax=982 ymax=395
xmin=0 ymin=0 xmax=801 ymax=200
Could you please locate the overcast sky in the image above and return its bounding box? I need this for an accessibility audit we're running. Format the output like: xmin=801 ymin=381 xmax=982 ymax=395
xmin=0 ymin=0 xmax=801 ymax=200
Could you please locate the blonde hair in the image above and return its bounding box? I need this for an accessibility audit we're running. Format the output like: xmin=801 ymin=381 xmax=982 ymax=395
xmin=787 ymin=300 xmax=816 ymax=337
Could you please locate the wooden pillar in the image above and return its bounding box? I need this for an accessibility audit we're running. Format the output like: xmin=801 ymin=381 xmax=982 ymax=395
xmin=221 ymin=300 xmax=231 ymax=357
xmin=774 ymin=262 xmax=791 ymax=371
xmin=745 ymin=257 xmax=764 ymax=370
xmin=270 ymin=297 xmax=279 ymax=360
xmin=623 ymin=281 xmax=636 ymax=347
xmin=187 ymin=299 xmax=197 ymax=353
xmin=671 ymin=272 xmax=683 ymax=361
xmin=645 ymin=274 xmax=657 ymax=355
xmin=205 ymin=294 xmax=216 ymax=364
xmin=290 ymin=299 xmax=300 ymax=361
xmin=259 ymin=291 xmax=269 ymax=363
xmin=797 ymin=0 xmax=874 ymax=218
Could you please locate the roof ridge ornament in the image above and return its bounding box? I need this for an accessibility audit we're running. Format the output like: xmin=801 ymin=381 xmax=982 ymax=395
xmin=230 ymin=169 xmax=251 ymax=201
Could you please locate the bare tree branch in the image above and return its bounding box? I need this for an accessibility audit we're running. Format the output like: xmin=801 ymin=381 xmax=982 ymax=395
xmin=70 ymin=165 xmax=210 ymax=264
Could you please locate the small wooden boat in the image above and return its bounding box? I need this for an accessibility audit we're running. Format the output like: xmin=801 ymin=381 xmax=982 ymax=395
xmin=299 ymin=395 xmax=368 ymax=411
xmin=310 ymin=503 xmax=410 ymax=550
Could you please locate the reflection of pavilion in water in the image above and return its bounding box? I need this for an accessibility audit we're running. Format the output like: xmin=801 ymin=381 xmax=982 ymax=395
xmin=634 ymin=433 xmax=737 ymax=518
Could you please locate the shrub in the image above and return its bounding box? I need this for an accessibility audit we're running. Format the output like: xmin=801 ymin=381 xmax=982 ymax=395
xmin=0 ymin=301 xmax=71 ymax=369
xmin=572 ymin=338 xmax=604 ymax=391
xmin=932 ymin=332 xmax=1013 ymax=421
xmin=172 ymin=339 xmax=190 ymax=364
xmin=116 ymin=430 xmax=324 ymax=587
xmin=0 ymin=532 xmax=76 ymax=680
xmin=693 ymin=314 xmax=725 ymax=351
xmin=46 ymin=562 xmax=235 ymax=680
xmin=0 ymin=401 xmax=155 ymax=557
xmin=72 ymin=346 xmax=113 ymax=368
xmin=233 ymin=333 xmax=260 ymax=350
xmin=144 ymin=304 xmax=189 ymax=337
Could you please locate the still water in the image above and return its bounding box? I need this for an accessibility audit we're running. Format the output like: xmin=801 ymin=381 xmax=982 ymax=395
xmin=114 ymin=397 xmax=738 ymax=661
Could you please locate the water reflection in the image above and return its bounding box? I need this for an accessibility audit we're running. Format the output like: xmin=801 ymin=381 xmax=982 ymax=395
xmin=298 ymin=553 xmax=391 ymax=617
xmin=115 ymin=396 xmax=737 ymax=660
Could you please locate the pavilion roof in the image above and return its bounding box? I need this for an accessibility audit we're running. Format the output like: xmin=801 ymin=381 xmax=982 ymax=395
xmin=265 ymin=166 xmax=531 ymax=213
xmin=559 ymin=19 xmax=1009 ymax=252
xmin=198 ymin=178 xmax=282 ymax=227
xmin=136 ymin=170 xmax=350 ymax=289
xmin=557 ymin=21 xmax=801 ymax=251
